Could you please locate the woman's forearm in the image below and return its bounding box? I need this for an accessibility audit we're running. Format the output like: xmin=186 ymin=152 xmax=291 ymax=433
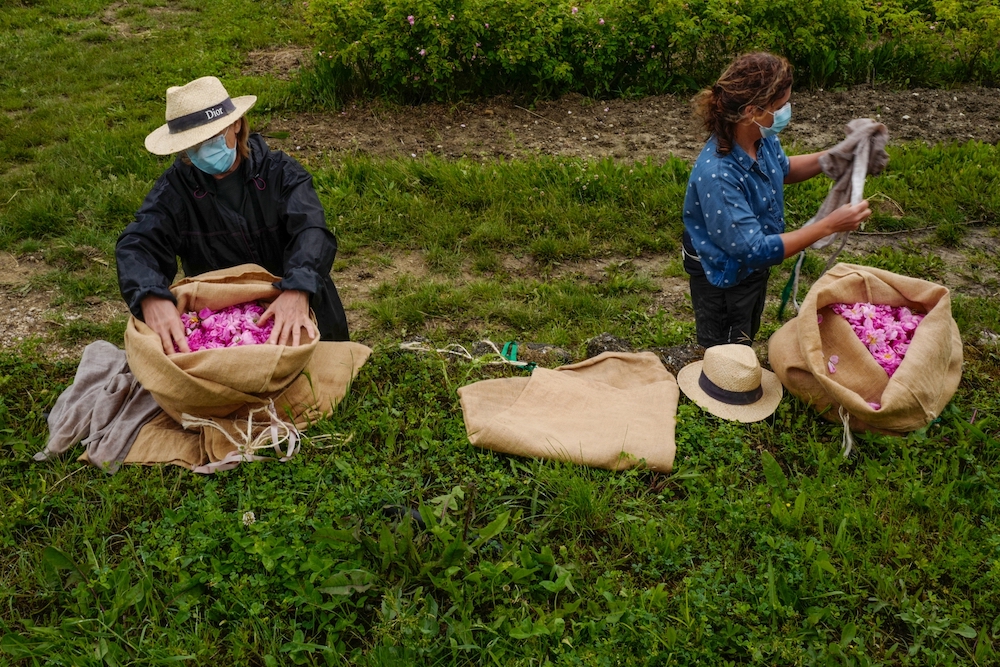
xmin=785 ymin=151 xmax=826 ymax=184
xmin=778 ymin=200 xmax=872 ymax=258
xmin=779 ymin=221 xmax=835 ymax=258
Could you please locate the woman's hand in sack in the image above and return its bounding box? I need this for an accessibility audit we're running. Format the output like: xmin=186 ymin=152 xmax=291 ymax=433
xmin=261 ymin=289 xmax=317 ymax=347
xmin=141 ymin=296 xmax=191 ymax=355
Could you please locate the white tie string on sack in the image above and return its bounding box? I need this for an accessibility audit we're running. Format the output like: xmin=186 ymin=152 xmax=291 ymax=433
xmin=398 ymin=339 xmax=533 ymax=369
xmin=184 ymin=400 xmax=301 ymax=474
xmin=839 ymin=404 xmax=855 ymax=459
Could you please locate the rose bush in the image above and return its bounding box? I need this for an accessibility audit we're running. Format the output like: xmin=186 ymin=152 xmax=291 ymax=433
xmin=304 ymin=0 xmax=1000 ymax=103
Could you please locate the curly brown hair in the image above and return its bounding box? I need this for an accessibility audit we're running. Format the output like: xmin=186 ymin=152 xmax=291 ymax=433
xmin=693 ymin=52 xmax=793 ymax=156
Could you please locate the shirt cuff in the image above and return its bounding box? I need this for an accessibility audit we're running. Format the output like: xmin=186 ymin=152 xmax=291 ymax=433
xmin=274 ymin=267 xmax=322 ymax=296
xmin=130 ymin=286 xmax=176 ymax=320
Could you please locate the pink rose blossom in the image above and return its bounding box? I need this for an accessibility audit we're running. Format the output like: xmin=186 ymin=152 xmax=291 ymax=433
xmin=830 ymin=301 xmax=924 ymax=377
xmin=407 ymin=15 xmax=415 ymax=25
xmin=571 ymin=6 xmax=578 ymax=14
xmin=180 ymin=301 xmax=273 ymax=352
xmin=599 ymin=18 xmax=605 ymax=24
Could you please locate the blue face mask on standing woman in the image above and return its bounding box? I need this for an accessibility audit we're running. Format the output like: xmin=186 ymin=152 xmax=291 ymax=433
xmin=187 ymin=132 xmax=237 ymax=175
xmin=756 ymin=102 xmax=792 ymax=139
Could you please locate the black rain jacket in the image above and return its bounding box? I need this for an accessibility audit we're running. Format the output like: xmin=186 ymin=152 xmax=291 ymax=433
xmin=116 ymin=134 xmax=349 ymax=341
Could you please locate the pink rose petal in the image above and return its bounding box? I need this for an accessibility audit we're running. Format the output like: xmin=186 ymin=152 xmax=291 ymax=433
xmin=181 ymin=301 xmax=275 ymax=351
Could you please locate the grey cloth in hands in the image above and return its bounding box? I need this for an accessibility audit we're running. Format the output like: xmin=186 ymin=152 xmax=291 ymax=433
xmin=34 ymin=340 xmax=161 ymax=473
xmin=804 ymin=118 xmax=889 ymax=249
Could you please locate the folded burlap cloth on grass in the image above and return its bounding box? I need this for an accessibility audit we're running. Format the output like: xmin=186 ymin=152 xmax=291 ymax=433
xmin=769 ymin=263 xmax=961 ymax=452
xmin=122 ymin=264 xmax=371 ymax=472
xmin=458 ymin=351 xmax=678 ymax=471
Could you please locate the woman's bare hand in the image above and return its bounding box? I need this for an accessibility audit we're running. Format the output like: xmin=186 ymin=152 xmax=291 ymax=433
xmin=141 ymin=296 xmax=190 ymax=355
xmin=260 ymin=289 xmax=317 ymax=347
xmin=822 ymin=200 xmax=872 ymax=235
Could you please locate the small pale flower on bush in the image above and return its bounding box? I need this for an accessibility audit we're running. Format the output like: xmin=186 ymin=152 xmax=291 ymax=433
xmin=242 ymin=511 xmax=256 ymax=526
xmin=419 ymin=48 xmax=426 ymax=56
xmin=180 ymin=301 xmax=273 ymax=351
xmin=449 ymin=14 xmax=454 ymax=20
xmin=407 ymin=15 xmax=415 ymax=25
xmin=571 ymin=6 xmax=578 ymax=14
xmin=598 ymin=18 xmax=605 ymax=24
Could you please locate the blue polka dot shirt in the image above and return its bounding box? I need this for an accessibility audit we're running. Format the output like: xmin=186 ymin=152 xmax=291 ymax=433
xmin=682 ymin=134 xmax=790 ymax=288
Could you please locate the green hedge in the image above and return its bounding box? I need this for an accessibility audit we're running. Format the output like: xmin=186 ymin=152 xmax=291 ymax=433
xmin=304 ymin=0 xmax=1000 ymax=103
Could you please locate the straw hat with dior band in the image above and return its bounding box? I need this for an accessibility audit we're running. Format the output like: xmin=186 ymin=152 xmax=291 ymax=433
xmin=144 ymin=76 xmax=256 ymax=156
xmin=676 ymin=344 xmax=783 ymax=423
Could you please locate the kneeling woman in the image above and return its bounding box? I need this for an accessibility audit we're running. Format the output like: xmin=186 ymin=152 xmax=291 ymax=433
xmin=117 ymin=76 xmax=349 ymax=355
xmin=683 ymin=52 xmax=871 ymax=348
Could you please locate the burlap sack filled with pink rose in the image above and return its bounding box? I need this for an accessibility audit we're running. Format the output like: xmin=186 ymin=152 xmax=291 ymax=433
xmin=124 ymin=264 xmax=319 ymax=422
xmin=123 ymin=264 xmax=370 ymax=471
xmin=768 ymin=263 xmax=962 ymax=435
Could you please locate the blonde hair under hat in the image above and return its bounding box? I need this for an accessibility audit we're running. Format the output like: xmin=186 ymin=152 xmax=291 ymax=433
xmin=144 ymin=76 xmax=256 ymax=155
xmin=676 ymin=344 xmax=783 ymax=422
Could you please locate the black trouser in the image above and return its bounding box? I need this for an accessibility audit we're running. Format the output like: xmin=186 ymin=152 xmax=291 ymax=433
xmin=682 ymin=236 xmax=770 ymax=347
xmin=687 ymin=268 xmax=769 ymax=347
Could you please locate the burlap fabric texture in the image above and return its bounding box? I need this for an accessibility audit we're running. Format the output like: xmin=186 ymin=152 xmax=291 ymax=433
xmin=458 ymin=351 xmax=677 ymax=472
xmin=124 ymin=264 xmax=371 ymax=470
xmin=768 ymin=263 xmax=962 ymax=434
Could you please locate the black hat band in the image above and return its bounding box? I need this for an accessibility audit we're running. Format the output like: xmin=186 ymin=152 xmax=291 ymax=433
xmin=698 ymin=370 xmax=763 ymax=406
xmin=167 ymin=97 xmax=236 ymax=134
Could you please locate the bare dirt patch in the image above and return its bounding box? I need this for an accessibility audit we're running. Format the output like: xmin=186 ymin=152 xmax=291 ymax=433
xmin=0 ymin=253 xmax=129 ymax=360
xmin=243 ymin=48 xmax=310 ymax=81
xmin=100 ymin=1 xmax=195 ymax=38
xmin=261 ymin=85 xmax=1000 ymax=163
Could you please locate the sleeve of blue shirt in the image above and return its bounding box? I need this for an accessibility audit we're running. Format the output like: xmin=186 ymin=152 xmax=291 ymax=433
xmin=774 ymin=137 xmax=791 ymax=178
xmin=702 ymin=172 xmax=784 ymax=271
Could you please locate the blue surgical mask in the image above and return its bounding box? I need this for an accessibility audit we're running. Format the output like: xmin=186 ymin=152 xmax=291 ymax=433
xmin=756 ymin=102 xmax=792 ymax=138
xmin=187 ymin=132 xmax=236 ymax=175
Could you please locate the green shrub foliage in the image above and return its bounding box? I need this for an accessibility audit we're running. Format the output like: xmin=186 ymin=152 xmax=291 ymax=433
xmin=305 ymin=0 xmax=1000 ymax=102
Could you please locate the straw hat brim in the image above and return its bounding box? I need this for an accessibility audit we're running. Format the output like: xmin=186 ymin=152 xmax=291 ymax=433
xmin=144 ymin=95 xmax=257 ymax=155
xmin=676 ymin=360 xmax=783 ymax=423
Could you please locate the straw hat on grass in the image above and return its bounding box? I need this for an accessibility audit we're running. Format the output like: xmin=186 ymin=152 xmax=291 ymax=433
xmin=677 ymin=344 xmax=783 ymax=423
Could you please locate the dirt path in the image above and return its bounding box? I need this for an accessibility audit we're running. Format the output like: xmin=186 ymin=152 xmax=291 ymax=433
xmin=260 ymin=86 xmax=1000 ymax=163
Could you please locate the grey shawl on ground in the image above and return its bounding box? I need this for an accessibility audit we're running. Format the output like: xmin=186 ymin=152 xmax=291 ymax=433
xmin=804 ymin=118 xmax=890 ymax=250
xmin=34 ymin=340 xmax=161 ymax=473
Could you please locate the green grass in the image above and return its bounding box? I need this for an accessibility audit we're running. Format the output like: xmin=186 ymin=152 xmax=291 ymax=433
xmin=2 ymin=1 xmax=1000 ymax=665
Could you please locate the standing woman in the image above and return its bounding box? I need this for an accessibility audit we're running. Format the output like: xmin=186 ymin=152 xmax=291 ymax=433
xmin=682 ymin=52 xmax=871 ymax=348
xmin=116 ymin=76 xmax=349 ymax=355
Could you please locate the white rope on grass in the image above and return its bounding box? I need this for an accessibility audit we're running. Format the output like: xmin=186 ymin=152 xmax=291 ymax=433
xmin=839 ymin=404 xmax=855 ymax=459
xmin=183 ymin=400 xmax=301 ymax=474
xmin=399 ymin=339 xmax=534 ymax=369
